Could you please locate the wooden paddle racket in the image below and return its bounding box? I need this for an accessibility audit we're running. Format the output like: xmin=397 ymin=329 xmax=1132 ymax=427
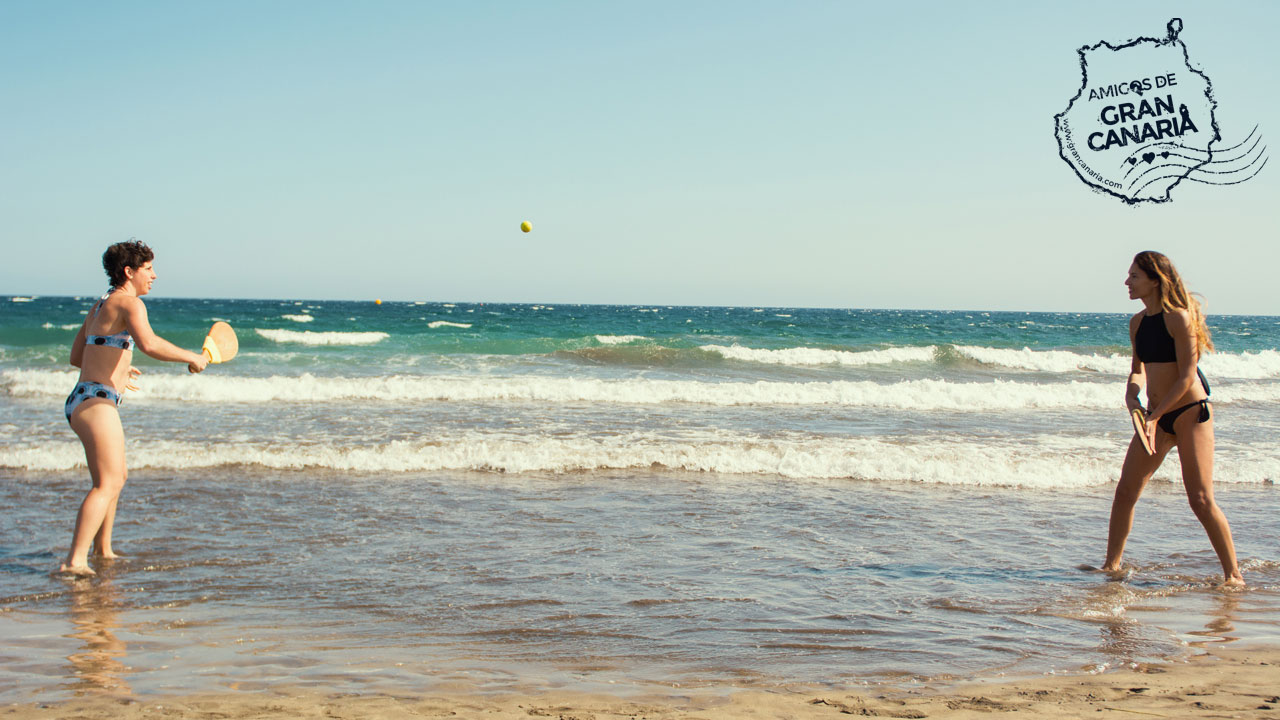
xmin=202 ymin=321 xmax=239 ymax=364
xmin=1130 ymin=407 xmax=1153 ymax=455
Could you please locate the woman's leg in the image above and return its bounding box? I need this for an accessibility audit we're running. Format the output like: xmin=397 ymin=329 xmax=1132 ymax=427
xmin=1103 ymin=432 xmax=1174 ymax=571
xmin=93 ymin=484 xmax=124 ymax=558
xmin=60 ymin=401 xmax=127 ymax=575
xmin=1173 ymin=409 xmax=1244 ymax=585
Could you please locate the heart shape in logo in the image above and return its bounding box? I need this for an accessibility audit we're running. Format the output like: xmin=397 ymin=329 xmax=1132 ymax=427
xmin=1160 ymin=151 xmax=1170 ymax=159
xmin=1142 ymin=152 xmax=1156 ymax=164
xmin=1127 ymin=158 xmax=1138 ymax=166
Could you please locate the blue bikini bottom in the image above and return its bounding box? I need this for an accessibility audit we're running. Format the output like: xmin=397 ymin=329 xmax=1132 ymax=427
xmin=65 ymin=381 xmax=122 ymax=422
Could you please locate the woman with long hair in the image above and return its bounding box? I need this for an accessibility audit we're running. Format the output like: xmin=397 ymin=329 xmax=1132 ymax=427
xmin=1103 ymin=250 xmax=1243 ymax=586
xmin=58 ymin=240 xmax=208 ymax=576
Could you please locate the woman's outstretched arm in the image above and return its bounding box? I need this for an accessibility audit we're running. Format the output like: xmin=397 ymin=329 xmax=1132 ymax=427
xmin=122 ymin=296 xmax=208 ymax=372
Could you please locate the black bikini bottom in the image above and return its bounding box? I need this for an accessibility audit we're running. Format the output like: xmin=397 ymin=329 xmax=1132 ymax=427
xmin=1157 ymin=399 xmax=1210 ymax=436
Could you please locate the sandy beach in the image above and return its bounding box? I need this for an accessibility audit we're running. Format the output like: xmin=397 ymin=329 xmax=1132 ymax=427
xmin=4 ymin=645 xmax=1277 ymax=719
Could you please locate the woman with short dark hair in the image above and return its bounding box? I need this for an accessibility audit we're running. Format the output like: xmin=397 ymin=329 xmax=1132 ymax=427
xmin=58 ymin=240 xmax=208 ymax=576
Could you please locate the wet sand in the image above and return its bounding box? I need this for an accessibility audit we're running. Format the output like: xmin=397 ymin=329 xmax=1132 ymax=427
xmin=5 ymin=645 xmax=1277 ymax=719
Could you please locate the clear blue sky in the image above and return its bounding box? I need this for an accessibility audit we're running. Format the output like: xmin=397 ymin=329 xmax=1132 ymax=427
xmin=2 ymin=1 xmax=1276 ymax=312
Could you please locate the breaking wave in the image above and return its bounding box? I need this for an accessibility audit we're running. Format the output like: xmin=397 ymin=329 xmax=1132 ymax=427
xmin=699 ymin=345 xmax=937 ymax=367
xmin=3 ymin=433 xmax=1275 ymax=486
xmin=7 ymin=368 xmax=1280 ymax=410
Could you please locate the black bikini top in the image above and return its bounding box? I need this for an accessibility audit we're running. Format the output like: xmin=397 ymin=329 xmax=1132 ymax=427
xmin=1135 ymin=312 xmax=1177 ymax=363
xmin=1136 ymin=311 xmax=1212 ymax=395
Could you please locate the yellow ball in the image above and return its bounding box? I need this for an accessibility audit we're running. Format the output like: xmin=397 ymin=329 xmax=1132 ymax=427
xmin=520 ymin=221 xmax=532 ymax=233
xmin=375 ymin=299 xmax=382 ymax=305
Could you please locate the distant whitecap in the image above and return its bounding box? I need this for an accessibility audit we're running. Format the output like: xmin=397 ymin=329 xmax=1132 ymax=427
xmin=428 ymin=321 xmax=472 ymax=329
xmin=254 ymin=329 xmax=388 ymax=346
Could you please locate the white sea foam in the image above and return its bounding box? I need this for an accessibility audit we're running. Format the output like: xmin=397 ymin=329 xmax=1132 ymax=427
xmin=4 ymin=433 xmax=1275 ymax=486
xmin=428 ymin=321 xmax=472 ymax=329
xmin=955 ymin=346 xmax=1130 ymax=374
xmin=596 ymin=335 xmax=648 ymax=345
xmin=10 ymin=297 xmax=35 ymax=302
xmin=0 ymin=367 xmax=1172 ymax=409
xmin=701 ymin=344 xmax=937 ymax=367
xmin=955 ymin=346 xmax=1280 ymax=380
xmin=41 ymin=323 xmax=80 ymax=330
xmin=1200 ymin=350 xmax=1280 ymax=380
xmin=255 ymin=328 xmax=389 ymax=346
xmin=8 ymin=367 xmax=1279 ymax=409
xmin=281 ymin=314 xmax=314 ymax=323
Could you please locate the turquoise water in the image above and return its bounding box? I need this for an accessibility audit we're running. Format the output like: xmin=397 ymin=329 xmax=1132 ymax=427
xmin=4 ymin=296 xmax=1280 ymax=482
xmin=1 ymin=295 xmax=1278 ymax=699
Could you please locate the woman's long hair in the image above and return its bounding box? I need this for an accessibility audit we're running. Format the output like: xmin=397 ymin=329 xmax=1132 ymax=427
xmin=1133 ymin=250 xmax=1214 ymax=354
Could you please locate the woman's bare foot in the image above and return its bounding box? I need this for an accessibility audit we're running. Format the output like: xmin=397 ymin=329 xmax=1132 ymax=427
xmin=1223 ymin=573 xmax=1245 ymax=588
xmin=1098 ymin=563 xmax=1132 ymax=582
xmin=93 ymin=549 xmax=123 ymax=559
xmin=55 ymin=563 xmax=96 ymax=577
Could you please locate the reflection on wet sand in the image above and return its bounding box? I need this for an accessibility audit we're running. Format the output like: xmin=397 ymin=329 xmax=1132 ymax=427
xmin=1091 ymin=581 xmax=1151 ymax=662
xmin=1089 ymin=577 xmax=1249 ymax=667
xmin=1186 ymin=591 xmax=1242 ymax=647
xmin=63 ymin=564 xmax=131 ymax=697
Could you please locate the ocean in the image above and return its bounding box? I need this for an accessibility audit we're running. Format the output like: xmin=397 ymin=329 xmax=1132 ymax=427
xmin=2 ymin=295 xmax=1278 ymax=700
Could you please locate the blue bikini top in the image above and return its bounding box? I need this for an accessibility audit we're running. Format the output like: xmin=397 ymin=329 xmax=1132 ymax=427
xmin=85 ymin=290 xmax=134 ymax=351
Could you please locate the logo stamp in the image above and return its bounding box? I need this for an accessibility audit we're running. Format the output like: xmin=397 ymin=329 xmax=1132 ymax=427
xmin=1055 ymin=18 xmax=1267 ymax=204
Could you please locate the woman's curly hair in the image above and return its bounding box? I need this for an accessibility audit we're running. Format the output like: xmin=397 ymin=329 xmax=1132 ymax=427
xmin=102 ymin=239 xmax=154 ymax=288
